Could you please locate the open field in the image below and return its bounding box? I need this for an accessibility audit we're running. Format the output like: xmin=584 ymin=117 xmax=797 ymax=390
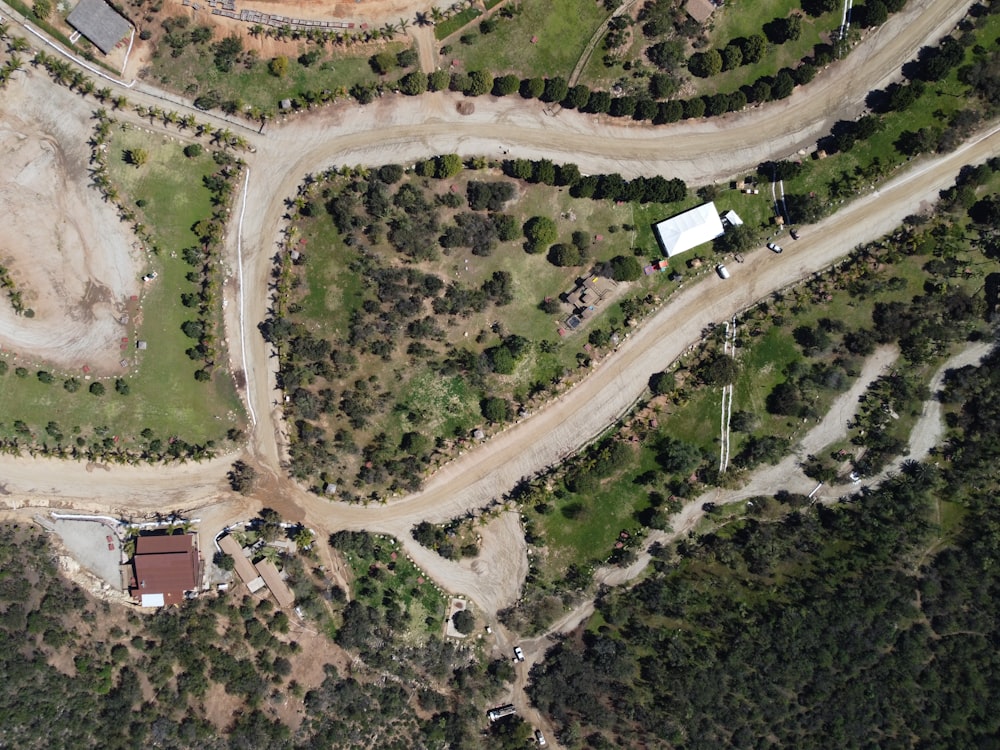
xmin=0 ymin=100 xmax=243 ymax=447
xmin=444 ymin=0 xmax=608 ymax=78
xmin=0 ymin=70 xmax=141 ymax=374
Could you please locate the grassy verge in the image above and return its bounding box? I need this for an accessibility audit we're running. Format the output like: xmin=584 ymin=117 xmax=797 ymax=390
xmin=446 ymin=0 xmax=607 ymax=78
xmin=146 ymin=39 xmax=396 ymax=115
xmin=435 ymin=8 xmax=483 ymax=41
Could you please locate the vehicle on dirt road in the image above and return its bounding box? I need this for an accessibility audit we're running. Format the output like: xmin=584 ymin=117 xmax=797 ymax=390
xmin=513 ymin=646 xmax=525 ymax=662
xmin=767 ymin=242 xmax=783 ymax=254
xmin=716 ymin=264 xmax=731 ymax=279
xmin=790 ymin=229 xmax=800 ymax=240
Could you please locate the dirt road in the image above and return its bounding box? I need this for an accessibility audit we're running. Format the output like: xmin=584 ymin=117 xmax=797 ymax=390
xmin=0 ymin=0 xmax=995 ymax=618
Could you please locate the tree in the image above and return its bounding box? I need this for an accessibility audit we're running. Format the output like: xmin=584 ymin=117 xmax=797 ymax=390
xmin=861 ymin=0 xmax=888 ymax=27
xmin=212 ymin=34 xmax=243 ymax=73
xmin=369 ymin=51 xmax=397 ymax=75
xmin=740 ymin=33 xmax=767 ymax=64
xmin=125 ymin=148 xmax=149 ymax=167
xmin=399 ymin=71 xmax=428 ymax=96
xmin=688 ymin=49 xmax=723 ymax=78
xmin=523 ymin=216 xmax=557 ymax=253
xmin=548 ymin=243 xmax=582 ymax=267
xmin=268 ymin=55 xmax=289 ymax=77
xmin=183 ymin=143 xmax=203 ymax=158
xmin=564 ymin=84 xmax=591 ymax=110
xmin=465 ymin=70 xmax=493 ymax=96
xmin=657 ymin=437 xmax=702 ymax=474
xmin=493 ymin=74 xmax=520 ymax=96
xmin=542 ymin=77 xmax=568 ymax=103
xmin=433 ymin=154 xmax=461 ymax=179
xmin=228 ymin=460 xmax=257 ymax=495
xmin=714 ymin=223 xmax=756 ymax=253
xmin=32 ymin=0 xmax=51 ymax=19
xmin=520 ymin=77 xmax=545 ymax=99
xmin=699 ymin=353 xmax=740 ymax=385
xmin=649 ymin=370 xmax=676 ymax=395
xmin=452 ymin=609 xmax=475 ymax=634
xmin=722 ymin=43 xmax=743 ymax=71
xmin=89 ymin=381 xmax=106 ymax=396
xmin=481 ymin=397 xmax=511 ymax=424
xmin=610 ymin=255 xmax=642 ymax=282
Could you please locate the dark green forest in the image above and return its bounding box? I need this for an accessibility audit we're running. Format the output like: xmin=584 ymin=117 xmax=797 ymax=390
xmin=0 ymin=525 xmax=505 ymax=749
xmin=529 ymin=344 xmax=1000 ymax=749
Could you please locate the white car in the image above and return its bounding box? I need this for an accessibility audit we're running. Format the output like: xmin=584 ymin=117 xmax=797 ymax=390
xmin=716 ymin=263 xmax=731 ymax=279
xmin=849 ymin=471 xmax=862 ymax=484
xmin=535 ymin=729 xmax=547 ymax=746
xmin=513 ymin=646 xmax=525 ymax=662
xmin=767 ymin=242 xmax=783 ymax=254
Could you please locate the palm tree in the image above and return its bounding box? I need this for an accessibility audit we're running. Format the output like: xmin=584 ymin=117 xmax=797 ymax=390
xmin=96 ymin=86 xmax=112 ymax=102
xmin=6 ymin=53 xmax=24 ymax=73
xmin=0 ymin=21 xmax=10 ymax=39
xmin=398 ymin=16 xmax=410 ymax=32
xmin=112 ymin=95 xmax=128 ymax=110
xmin=382 ymin=21 xmax=399 ymax=37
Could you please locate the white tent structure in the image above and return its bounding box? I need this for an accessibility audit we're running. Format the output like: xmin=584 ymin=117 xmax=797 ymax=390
xmin=653 ymin=202 xmax=725 ymax=257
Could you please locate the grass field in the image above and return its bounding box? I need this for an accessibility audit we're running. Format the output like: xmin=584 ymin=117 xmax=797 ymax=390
xmin=337 ymin=534 xmax=446 ymax=640
xmin=147 ymin=40 xmax=395 ymax=114
xmin=447 ymin=0 xmax=608 ymax=78
xmin=0 ymin=129 xmax=244 ymax=449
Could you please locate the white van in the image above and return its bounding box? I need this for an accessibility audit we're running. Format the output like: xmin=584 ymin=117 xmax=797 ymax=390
xmin=716 ymin=263 xmax=731 ymax=279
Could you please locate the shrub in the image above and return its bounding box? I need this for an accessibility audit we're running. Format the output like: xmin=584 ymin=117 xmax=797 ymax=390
xmin=523 ymin=216 xmax=557 ymax=252
xmin=183 ymin=143 xmax=203 ymax=158
xmin=268 ymin=56 xmax=289 ymax=77
xmin=610 ymin=255 xmax=642 ymax=281
xmin=89 ymin=382 xmax=106 ymax=396
xmin=548 ymin=243 xmax=581 ymax=267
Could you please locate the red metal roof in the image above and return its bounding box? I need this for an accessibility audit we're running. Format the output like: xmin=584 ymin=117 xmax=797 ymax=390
xmin=131 ymin=534 xmax=199 ymax=605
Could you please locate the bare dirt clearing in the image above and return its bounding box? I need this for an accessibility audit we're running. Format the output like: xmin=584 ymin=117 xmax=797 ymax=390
xmin=0 ymin=72 xmax=141 ymax=375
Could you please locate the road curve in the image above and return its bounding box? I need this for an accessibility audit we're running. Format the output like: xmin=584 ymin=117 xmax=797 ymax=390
xmin=0 ymin=0 xmax=994 ymax=617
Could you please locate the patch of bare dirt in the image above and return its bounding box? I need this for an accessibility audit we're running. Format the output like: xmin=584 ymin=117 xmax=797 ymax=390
xmin=0 ymin=71 xmax=142 ymax=375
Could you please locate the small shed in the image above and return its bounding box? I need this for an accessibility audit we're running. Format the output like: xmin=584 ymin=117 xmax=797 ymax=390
xmin=685 ymin=0 xmax=715 ymax=24
xmin=136 ymin=340 xmax=148 ymax=350
xmin=67 ymin=0 xmax=131 ymax=54
xmin=721 ymin=210 xmax=744 ymax=228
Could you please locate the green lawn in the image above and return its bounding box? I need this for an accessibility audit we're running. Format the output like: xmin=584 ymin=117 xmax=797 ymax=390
xmin=448 ymin=0 xmax=609 ymax=78
xmin=147 ymin=39 xmax=395 ymax=114
xmin=338 ymin=534 xmax=446 ymax=639
xmin=0 ymin=129 xmax=244 ymax=449
xmin=540 ymin=444 xmax=658 ymax=570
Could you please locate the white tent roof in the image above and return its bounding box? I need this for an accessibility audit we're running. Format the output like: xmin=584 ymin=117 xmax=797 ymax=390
xmin=653 ymin=202 xmax=725 ymax=257
xmin=722 ymin=210 xmax=743 ymax=227
xmin=140 ymin=593 xmax=165 ymax=607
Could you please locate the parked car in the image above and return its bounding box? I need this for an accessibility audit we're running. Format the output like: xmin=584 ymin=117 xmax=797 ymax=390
xmin=849 ymin=471 xmax=862 ymax=484
xmin=513 ymin=646 xmax=525 ymax=662
xmin=535 ymin=729 xmax=547 ymax=746
xmin=790 ymin=228 xmax=800 ymax=240
xmin=767 ymin=242 xmax=783 ymax=254
xmin=716 ymin=263 xmax=731 ymax=279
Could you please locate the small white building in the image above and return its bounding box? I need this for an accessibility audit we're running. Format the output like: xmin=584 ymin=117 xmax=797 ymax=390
xmin=721 ymin=210 xmax=744 ymax=228
xmin=653 ymin=202 xmax=726 ymax=257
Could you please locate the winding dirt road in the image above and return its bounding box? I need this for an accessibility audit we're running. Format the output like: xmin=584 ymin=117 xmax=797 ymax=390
xmin=0 ymin=0 xmax=995 ymax=620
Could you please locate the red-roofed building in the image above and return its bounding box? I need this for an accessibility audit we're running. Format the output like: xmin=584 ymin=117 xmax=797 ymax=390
xmin=129 ymin=534 xmax=200 ymax=606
